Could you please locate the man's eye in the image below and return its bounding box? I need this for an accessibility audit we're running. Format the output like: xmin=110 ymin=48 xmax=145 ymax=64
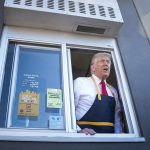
xmin=107 ymin=61 xmax=111 ymax=64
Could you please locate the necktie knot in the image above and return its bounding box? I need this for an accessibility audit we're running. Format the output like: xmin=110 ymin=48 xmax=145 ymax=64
xmin=100 ymin=81 xmax=108 ymax=96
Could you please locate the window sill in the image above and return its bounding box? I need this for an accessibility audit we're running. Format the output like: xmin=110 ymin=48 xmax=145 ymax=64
xmin=0 ymin=129 xmax=145 ymax=142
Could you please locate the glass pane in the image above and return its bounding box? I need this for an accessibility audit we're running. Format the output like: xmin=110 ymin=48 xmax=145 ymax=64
xmin=0 ymin=42 xmax=16 ymax=127
xmin=10 ymin=46 xmax=65 ymax=129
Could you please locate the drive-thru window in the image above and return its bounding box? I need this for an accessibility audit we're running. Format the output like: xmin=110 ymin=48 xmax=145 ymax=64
xmin=0 ymin=0 xmax=144 ymax=142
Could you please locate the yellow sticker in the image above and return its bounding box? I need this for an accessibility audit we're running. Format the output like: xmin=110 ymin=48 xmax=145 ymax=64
xmin=18 ymin=90 xmax=40 ymax=116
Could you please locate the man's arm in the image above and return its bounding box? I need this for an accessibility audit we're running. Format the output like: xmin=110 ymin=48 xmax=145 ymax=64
xmin=110 ymin=85 xmax=123 ymax=133
xmin=74 ymin=78 xmax=82 ymax=107
xmin=74 ymin=78 xmax=96 ymax=135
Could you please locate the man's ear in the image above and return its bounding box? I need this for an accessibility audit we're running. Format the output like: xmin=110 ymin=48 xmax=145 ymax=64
xmin=90 ymin=64 xmax=95 ymax=74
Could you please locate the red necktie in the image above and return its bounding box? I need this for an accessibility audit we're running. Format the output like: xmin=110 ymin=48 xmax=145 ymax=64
xmin=101 ymin=81 xmax=108 ymax=96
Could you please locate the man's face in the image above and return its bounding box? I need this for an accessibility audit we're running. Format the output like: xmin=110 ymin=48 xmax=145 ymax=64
xmin=91 ymin=55 xmax=111 ymax=80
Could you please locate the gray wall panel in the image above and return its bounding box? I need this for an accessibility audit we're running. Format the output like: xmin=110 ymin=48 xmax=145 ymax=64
xmin=117 ymin=0 xmax=150 ymax=139
xmin=133 ymin=0 xmax=150 ymax=41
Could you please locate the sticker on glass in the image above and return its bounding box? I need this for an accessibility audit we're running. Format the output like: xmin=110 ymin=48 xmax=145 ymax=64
xmin=47 ymin=88 xmax=62 ymax=108
xmin=18 ymin=90 xmax=40 ymax=116
xmin=49 ymin=116 xmax=64 ymax=129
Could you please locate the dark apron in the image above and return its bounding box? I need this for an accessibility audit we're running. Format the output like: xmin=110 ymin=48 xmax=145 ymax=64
xmin=77 ymin=94 xmax=116 ymax=133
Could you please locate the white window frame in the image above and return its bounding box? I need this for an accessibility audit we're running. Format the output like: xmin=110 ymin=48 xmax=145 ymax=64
xmin=0 ymin=26 xmax=145 ymax=142
xmin=7 ymin=44 xmax=70 ymax=130
xmin=66 ymin=45 xmax=139 ymax=134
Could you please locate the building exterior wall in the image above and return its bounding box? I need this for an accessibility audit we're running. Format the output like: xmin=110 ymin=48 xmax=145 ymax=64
xmin=0 ymin=0 xmax=4 ymax=39
xmin=117 ymin=0 xmax=150 ymax=148
xmin=0 ymin=0 xmax=150 ymax=149
xmin=133 ymin=0 xmax=150 ymax=41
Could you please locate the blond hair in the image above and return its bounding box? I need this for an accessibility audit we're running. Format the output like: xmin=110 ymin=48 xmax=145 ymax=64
xmin=91 ymin=52 xmax=111 ymax=65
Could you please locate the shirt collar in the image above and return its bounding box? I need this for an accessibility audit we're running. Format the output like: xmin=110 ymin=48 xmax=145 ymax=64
xmin=92 ymin=74 xmax=107 ymax=85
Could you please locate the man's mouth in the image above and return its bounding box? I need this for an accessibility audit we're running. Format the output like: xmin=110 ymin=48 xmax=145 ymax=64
xmin=103 ymin=67 xmax=108 ymax=72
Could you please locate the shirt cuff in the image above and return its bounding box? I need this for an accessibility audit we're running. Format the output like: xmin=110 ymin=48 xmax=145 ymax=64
xmin=76 ymin=125 xmax=81 ymax=132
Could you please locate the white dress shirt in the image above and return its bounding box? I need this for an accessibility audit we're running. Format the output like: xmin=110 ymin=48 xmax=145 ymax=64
xmin=74 ymin=74 xmax=122 ymax=133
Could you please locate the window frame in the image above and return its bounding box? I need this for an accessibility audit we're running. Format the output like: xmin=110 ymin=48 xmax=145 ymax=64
xmin=7 ymin=44 xmax=67 ymax=130
xmin=0 ymin=26 xmax=145 ymax=142
xmin=67 ymin=45 xmax=139 ymax=134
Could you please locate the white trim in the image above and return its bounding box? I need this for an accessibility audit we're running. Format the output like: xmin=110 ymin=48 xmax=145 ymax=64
xmin=67 ymin=48 xmax=77 ymax=131
xmin=18 ymin=44 xmax=61 ymax=51
xmin=61 ymin=43 xmax=73 ymax=132
xmin=111 ymin=50 xmax=133 ymax=133
xmin=0 ymin=129 xmax=145 ymax=142
xmin=7 ymin=45 xmax=19 ymax=127
xmin=112 ymin=39 xmax=140 ymax=136
xmin=4 ymin=26 xmax=114 ymax=49
xmin=0 ymin=27 xmax=9 ymax=103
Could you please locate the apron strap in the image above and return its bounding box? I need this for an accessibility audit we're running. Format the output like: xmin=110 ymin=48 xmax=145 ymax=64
xmin=91 ymin=76 xmax=115 ymax=100
xmin=91 ymin=76 xmax=101 ymax=100
xmin=77 ymin=121 xmax=114 ymax=127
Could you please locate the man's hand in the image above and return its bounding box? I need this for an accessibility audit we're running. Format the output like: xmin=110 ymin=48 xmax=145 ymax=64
xmin=78 ymin=128 xmax=96 ymax=135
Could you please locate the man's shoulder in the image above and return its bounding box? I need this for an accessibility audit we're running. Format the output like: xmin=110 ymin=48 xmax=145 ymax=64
xmin=107 ymin=83 xmax=119 ymax=100
xmin=74 ymin=76 xmax=91 ymax=82
xmin=74 ymin=77 xmax=91 ymax=85
xmin=107 ymin=84 xmax=117 ymax=92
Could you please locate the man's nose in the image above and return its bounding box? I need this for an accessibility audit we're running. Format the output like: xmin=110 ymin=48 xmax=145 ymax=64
xmin=104 ymin=61 xmax=109 ymax=65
